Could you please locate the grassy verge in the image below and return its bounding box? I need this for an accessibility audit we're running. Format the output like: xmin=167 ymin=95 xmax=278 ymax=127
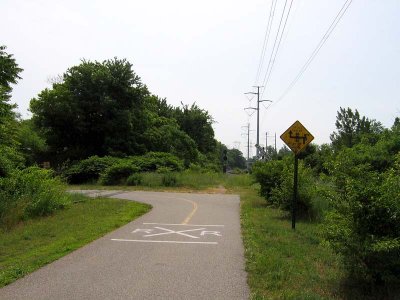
xmin=71 ymin=171 xmax=250 ymax=192
xmin=0 ymin=193 xmax=150 ymax=287
xmin=236 ymin=185 xmax=343 ymax=299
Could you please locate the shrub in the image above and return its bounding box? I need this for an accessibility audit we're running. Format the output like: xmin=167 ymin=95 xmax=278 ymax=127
xmin=126 ymin=173 xmax=142 ymax=186
xmin=128 ymin=152 xmax=183 ymax=172
xmin=252 ymin=157 xmax=318 ymax=217
xmin=0 ymin=167 xmax=71 ymax=228
xmin=63 ymin=156 xmax=120 ymax=184
xmin=0 ymin=145 xmax=25 ymax=177
xmin=251 ymin=159 xmax=286 ymax=199
xmin=161 ymin=173 xmax=178 ymax=187
xmin=323 ymin=153 xmax=400 ymax=285
xmin=99 ymin=163 xmax=139 ymax=185
xmin=268 ymin=159 xmax=317 ymax=217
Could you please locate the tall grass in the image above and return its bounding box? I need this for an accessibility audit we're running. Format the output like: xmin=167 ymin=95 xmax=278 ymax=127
xmin=0 ymin=167 xmax=71 ymax=230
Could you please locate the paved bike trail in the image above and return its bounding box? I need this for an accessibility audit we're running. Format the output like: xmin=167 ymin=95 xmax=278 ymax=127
xmin=0 ymin=190 xmax=249 ymax=300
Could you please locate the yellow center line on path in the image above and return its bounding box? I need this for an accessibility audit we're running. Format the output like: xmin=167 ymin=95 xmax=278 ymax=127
xmin=180 ymin=198 xmax=198 ymax=225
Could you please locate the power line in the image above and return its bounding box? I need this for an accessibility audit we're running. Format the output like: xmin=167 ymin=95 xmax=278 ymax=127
xmin=254 ymin=0 xmax=277 ymax=85
xmin=273 ymin=0 xmax=353 ymax=107
xmin=259 ymin=0 xmax=289 ymax=96
xmin=261 ymin=0 xmax=294 ymax=97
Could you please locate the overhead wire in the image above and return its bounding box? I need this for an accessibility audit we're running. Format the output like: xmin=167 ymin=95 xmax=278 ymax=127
xmin=254 ymin=0 xmax=277 ymax=85
xmin=259 ymin=0 xmax=290 ymax=97
xmin=271 ymin=0 xmax=353 ymax=107
xmin=261 ymin=0 xmax=294 ymax=98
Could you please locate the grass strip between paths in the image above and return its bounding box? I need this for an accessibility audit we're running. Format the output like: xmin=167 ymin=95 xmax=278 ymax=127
xmin=0 ymin=194 xmax=151 ymax=287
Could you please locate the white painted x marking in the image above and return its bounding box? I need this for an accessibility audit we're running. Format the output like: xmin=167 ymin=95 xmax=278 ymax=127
xmin=143 ymin=227 xmax=206 ymax=239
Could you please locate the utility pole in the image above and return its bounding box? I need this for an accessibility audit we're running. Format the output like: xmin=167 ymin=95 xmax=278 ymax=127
xmin=245 ymin=86 xmax=272 ymax=158
xmin=241 ymin=123 xmax=254 ymax=170
xmin=266 ymin=132 xmax=277 ymax=151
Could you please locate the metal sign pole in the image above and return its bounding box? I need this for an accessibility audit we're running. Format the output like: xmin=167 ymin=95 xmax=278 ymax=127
xmin=292 ymin=155 xmax=299 ymax=230
xmin=280 ymin=120 xmax=314 ymax=230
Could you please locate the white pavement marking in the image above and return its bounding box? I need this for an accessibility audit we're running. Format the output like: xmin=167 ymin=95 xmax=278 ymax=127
xmin=200 ymin=231 xmax=222 ymax=236
xmin=143 ymin=223 xmax=224 ymax=227
xmin=132 ymin=229 xmax=154 ymax=234
xmin=111 ymin=239 xmax=218 ymax=245
xmin=143 ymin=227 xmax=205 ymax=239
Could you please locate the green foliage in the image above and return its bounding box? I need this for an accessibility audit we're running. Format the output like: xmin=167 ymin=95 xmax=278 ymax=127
xmin=99 ymin=163 xmax=140 ymax=185
xmin=252 ymin=159 xmax=285 ymax=199
xmin=30 ymin=58 xmax=149 ymax=162
xmin=63 ymin=152 xmax=183 ymax=185
xmin=161 ymin=173 xmax=178 ymax=187
xmin=303 ymin=143 xmax=333 ymax=175
xmin=0 ymin=46 xmax=23 ymax=160
xmin=323 ymin=154 xmax=400 ymax=285
xmin=174 ymin=103 xmax=216 ymax=154
xmin=226 ymin=148 xmax=246 ymax=169
xmin=252 ymin=157 xmax=318 ymax=218
xmin=16 ymin=119 xmax=47 ymax=166
xmin=129 ymin=152 xmax=184 ymax=172
xmin=0 ymin=167 xmax=70 ymax=228
xmin=143 ymin=117 xmax=198 ymax=163
xmin=330 ymin=107 xmax=384 ymax=150
xmin=126 ymin=173 xmax=143 ymax=186
xmin=64 ymin=156 xmax=119 ymax=184
xmin=0 ymin=145 xmax=24 ymax=177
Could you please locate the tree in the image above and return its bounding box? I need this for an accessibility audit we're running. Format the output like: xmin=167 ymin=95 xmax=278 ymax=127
xmin=0 ymin=46 xmax=24 ymax=176
xmin=143 ymin=116 xmax=198 ymax=164
xmin=174 ymin=103 xmax=216 ymax=154
xmin=0 ymin=45 xmax=22 ymax=147
xmin=227 ymin=148 xmax=246 ymax=169
xmin=30 ymin=58 xmax=150 ymax=162
xmin=330 ymin=107 xmax=384 ymax=149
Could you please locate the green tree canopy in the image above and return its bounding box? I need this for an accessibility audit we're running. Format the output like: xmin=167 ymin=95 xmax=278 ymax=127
xmin=0 ymin=45 xmax=22 ymax=147
xmin=330 ymin=107 xmax=384 ymax=149
xmin=174 ymin=103 xmax=216 ymax=154
xmin=227 ymin=148 xmax=246 ymax=169
xmin=30 ymin=58 xmax=149 ymax=161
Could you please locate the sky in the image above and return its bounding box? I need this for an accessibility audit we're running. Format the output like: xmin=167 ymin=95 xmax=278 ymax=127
xmin=2 ymin=0 xmax=400 ymax=156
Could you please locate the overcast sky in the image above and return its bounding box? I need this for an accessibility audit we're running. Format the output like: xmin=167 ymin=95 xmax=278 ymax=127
xmin=2 ymin=0 xmax=399 ymax=156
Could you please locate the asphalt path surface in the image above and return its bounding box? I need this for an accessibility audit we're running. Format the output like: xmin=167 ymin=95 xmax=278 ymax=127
xmin=0 ymin=190 xmax=249 ymax=299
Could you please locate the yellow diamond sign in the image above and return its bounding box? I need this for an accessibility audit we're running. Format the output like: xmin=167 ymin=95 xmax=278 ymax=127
xmin=280 ymin=121 xmax=314 ymax=155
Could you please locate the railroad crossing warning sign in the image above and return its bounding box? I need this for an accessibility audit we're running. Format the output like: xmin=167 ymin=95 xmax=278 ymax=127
xmin=280 ymin=121 xmax=314 ymax=155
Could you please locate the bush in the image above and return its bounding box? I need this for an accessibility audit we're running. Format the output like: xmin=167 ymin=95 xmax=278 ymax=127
xmin=323 ymin=153 xmax=400 ymax=285
xmin=63 ymin=156 xmax=120 ymax=184
xmin=0 ymin=167 xmax=70 ymax=228
xmin=126 ymin=173 xmax=142 ymax=186
xmin=252 ymin=157 xmax=318 ymax=218
xmin=0 ymin=145 xmax=25 ymax=177
xmin=269 ymin=159 xmax=317 ymax=217
xmin=252 ymin=159 xmax=285 ymax=198
xmin=99 ymin=163 xmax=139 ymax=185
xmin=128 ymin=152 xmax=183 ymax=172
xmin=161 ymin=173 xmax=178 ymax=187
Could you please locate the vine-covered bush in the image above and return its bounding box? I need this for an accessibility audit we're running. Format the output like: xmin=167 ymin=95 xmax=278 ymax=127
xmin=63 ymin=156 xmax=120 ymax=184
xmin=99 ymin=163 xmax=140 ymax=185
xmin=128 ymin=152 xmax=183 ymax=172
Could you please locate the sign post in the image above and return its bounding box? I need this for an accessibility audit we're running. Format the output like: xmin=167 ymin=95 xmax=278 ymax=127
xmin=280 ymin=121 xmax=314 ymax=229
